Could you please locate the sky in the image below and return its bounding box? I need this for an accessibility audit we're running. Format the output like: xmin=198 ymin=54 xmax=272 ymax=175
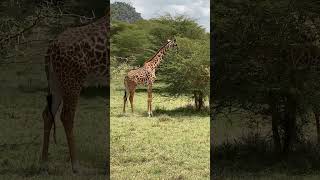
xmin=110 ymin=0 xmax=210 ymax=32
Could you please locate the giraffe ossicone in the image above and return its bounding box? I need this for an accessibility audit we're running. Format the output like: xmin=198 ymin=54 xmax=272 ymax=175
xmin=123 ymin=38 xmax=178 ymax=117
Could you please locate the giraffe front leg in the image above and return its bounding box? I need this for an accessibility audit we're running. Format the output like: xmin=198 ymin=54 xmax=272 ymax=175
xmin=147 ymin=85 xmax=153 ymax=117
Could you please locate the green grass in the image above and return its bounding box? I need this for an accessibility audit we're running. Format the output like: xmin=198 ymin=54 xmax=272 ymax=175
xmin=0 ymin=61 xmax=106 ymax=179
xmin=110 ymin=76 xmax=210 ymax=179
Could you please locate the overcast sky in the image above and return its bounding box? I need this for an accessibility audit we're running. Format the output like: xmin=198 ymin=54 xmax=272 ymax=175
xmin=111 ymin=0 xmax=210 ymax=32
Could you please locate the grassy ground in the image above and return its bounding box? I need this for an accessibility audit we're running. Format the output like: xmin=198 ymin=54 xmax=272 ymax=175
xmin=110 ymin=76 xmax=210 ymax=179
xmin=0 ymin=59 xmax=106 ymax=179
xmin=212 ymin=110 xmax=320 ymax=179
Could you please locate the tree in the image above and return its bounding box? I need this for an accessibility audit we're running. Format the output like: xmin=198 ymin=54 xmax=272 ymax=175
xmin=161 ymin=37 xmax=210 ymax=110
xmin=111 ymin=25 xmax=153 ymax=64
xmin=111 ymin=2 xmax=143 ymax=23
xmin=213 ymin=0 xmax=320 ymax=154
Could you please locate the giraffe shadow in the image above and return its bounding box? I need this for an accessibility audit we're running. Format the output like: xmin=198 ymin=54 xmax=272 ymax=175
xmin=153 ymin=105 xmax=209 ymax=117
xmin=81 ymin=86 xmax=109 ymax=98
xmin=135 ymin=88 xmax=164 ymax=93
xmin=114 ymin=87 xmax=164 ymax=94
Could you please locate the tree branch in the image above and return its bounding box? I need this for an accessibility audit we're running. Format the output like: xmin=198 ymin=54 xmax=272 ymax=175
xmin=0 ymin=15 xmax=42 ymax=47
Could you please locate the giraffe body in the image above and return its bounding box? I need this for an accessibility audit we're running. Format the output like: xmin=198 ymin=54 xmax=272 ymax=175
xmin=41 ymin=15 xmax=109 ymax=174
xmin=123 ymin=39 xmax=177 ymax=116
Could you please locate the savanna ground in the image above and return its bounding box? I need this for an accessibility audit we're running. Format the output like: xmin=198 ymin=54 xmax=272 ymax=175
xmin=110 ymin=70 xmax=210 ymax=179
xmin=213 ymin=110 xmax=320 ymax=180
xmin=0 ymin=53 xmax=107 ymax=179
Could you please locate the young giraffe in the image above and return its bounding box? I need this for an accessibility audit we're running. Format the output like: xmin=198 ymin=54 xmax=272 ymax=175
xmin=41 ymin=13 xmax=109 ymax=173
xmin=123 ymin=39 xmax=178 ymax=117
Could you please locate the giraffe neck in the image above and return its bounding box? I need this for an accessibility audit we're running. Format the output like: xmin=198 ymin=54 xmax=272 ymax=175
xmin=143 ymin=42 xmax=172 ymax=70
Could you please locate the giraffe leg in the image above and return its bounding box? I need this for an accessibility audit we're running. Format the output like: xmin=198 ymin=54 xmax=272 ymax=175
xmin=40 ymin=105 xmax=53 ymax=172
xmin=129 ymin=91 xmax=135 ymax=113
xmin=147 ymin=85 xmax=153 ymax=117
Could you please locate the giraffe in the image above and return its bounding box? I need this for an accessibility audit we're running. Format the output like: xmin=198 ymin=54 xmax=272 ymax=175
xmin=123 ymin=39 xmax=178 ymax=117
xmin=40 ymin=12 xmax=109 ymax=174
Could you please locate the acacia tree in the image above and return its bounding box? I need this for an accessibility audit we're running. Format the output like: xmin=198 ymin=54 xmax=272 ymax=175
xmin=161 ymin=37 xmax=210 ymax=110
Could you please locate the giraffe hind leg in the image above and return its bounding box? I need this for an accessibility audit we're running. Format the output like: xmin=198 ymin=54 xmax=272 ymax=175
xmin=126 ymin=80 xmax=136 ymax=114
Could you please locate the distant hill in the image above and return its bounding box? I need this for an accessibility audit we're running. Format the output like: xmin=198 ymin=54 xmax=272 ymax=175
xmin=111 ymin=2 xmax=143 ymax=23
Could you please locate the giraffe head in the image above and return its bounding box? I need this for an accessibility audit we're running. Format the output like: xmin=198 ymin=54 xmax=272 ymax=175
xmin=167 ymin=38 xmax=178 ymax=50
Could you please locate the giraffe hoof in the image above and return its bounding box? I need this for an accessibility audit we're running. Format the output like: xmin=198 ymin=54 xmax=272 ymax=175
xmin=39 ymin=165 xmax=49 ymax=175
xmin=72 ymin=168 xmax=80 ymax=175
xmin=40 ymin=169 xmax=49 ymax=176
xmin=72 ymin=170 xmax=78 ymax=174
xmin=72 ymin=163 xmax=81 ymax=174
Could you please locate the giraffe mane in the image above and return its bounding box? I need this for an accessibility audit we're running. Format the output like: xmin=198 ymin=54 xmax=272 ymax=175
xmin=143 ymin=40 xmax=171 ymax=65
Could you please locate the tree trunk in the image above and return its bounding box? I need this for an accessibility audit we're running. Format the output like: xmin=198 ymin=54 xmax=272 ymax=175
xmin=198 ymin=91 xmax=204 ymax=110
xmin=314 ymin=111 xmax=320 ymax=144
xmin=193 ymin=91 xmax=199 ymax=109
xmin=268 ymin=92 xmax=281 ymax=153
xmin=271 ymin=104 xmax=281 ymax=153
xmin=194 ymin=91 xmax=205 ymax=110
xmin=282 ymin=93 xmax=297 ymax=155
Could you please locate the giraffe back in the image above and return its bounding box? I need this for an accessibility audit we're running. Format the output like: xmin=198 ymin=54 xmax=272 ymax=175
xmin=46 ymin=15 xmax=109 ymax=85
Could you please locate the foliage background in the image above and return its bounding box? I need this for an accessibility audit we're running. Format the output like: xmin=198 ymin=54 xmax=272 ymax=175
xmin=212 ymin=0 xmax=320 ymax=178
xmin=111 ymin=2 xmax=210 ymax=107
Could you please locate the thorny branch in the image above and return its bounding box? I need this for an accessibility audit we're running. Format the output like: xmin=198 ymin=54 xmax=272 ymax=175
xmin=0 ymin=1 xmax=97 ymax=61
xmin=0 ymin=15 xmax=42 ymax=47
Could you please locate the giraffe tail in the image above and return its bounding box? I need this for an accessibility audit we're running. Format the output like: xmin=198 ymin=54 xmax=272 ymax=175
xmin=124 ymin=91 xmax=127 ymax=102
xmin=124 ymin=77 xmax=129 ymax=107
xmin=46 ymin=94 xmax=57 ymax=144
